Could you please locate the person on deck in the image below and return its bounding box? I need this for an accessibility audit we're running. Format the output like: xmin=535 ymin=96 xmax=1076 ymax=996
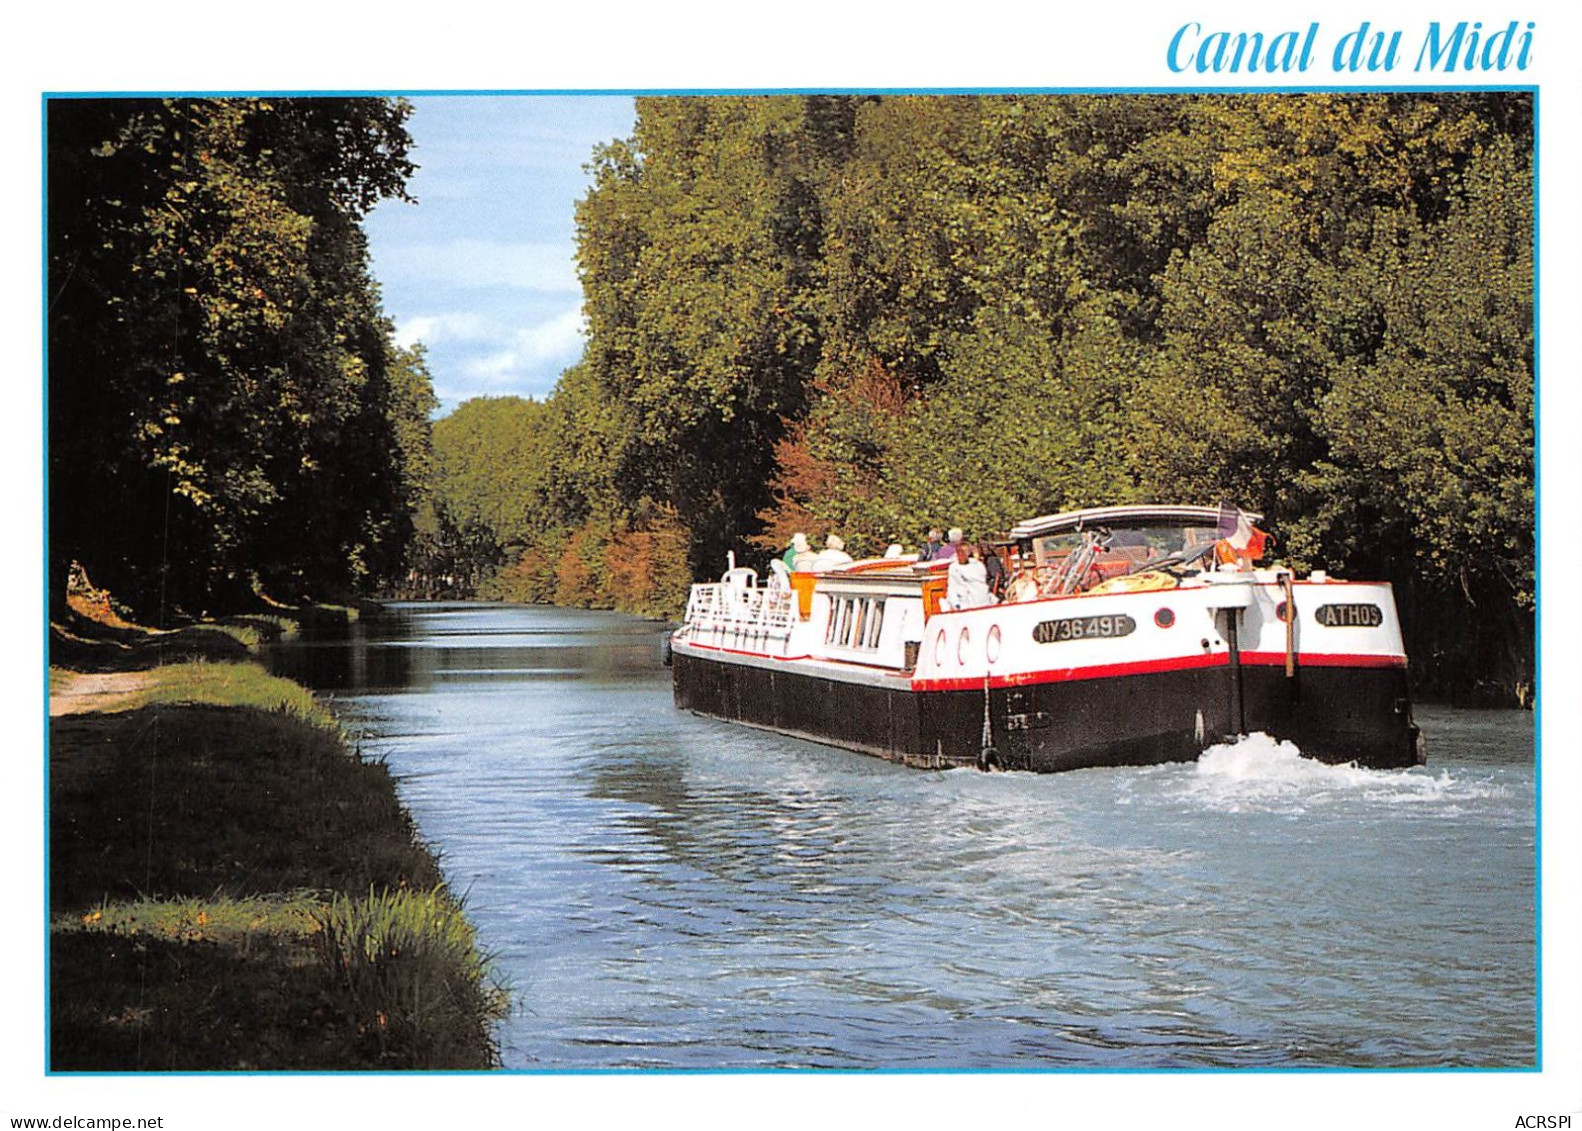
xmin=982 ymin=543 xmax=1007 ymax=598
xmin=812 ymin=534 xmax=854 ymax=571
xmin=1005 ymin=560 xmax=1040 ymax=603
xmin=920 ymin=527 xmax=945 ymax=562
xmin=946 ymin=542 xmax=995 ymax=609
xmin=935 ymin=527 xmax=963 ymax=561
xmin=783 ymin=532 xmax=818 ymax=572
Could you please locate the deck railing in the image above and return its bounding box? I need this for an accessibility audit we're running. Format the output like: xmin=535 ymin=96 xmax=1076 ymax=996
xmin=683 ymin=582 xmax=797 ymax=644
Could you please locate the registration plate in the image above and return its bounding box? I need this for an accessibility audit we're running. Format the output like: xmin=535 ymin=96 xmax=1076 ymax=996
xmin=1033 ymin=614 xmax=1137 ymax=643
xmin=1314 ymin=603 xmax=1383 ymax=628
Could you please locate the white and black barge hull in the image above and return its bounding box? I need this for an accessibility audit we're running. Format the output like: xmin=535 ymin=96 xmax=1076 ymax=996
xmin=671 ymin=644 xmax=1422 ymax=772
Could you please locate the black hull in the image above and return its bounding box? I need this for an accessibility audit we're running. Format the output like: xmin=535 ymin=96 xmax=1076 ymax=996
xmin=671 ymin=651 xmax=1423 ymax=772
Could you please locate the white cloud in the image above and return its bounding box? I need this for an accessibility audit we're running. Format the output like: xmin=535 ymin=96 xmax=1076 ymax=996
xmin=512 ymin=306 xmax=588 ymax=364
xmin=374 ymin=239 xmax=580 ymax=293
xmin=462 ymin=306 xmax=587 ymax=383
xmin=391 ymin=312 xmax=490 ymax=350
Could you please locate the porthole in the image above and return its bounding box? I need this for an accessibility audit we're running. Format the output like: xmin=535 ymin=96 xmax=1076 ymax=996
xmin=957 ymin=626 xmax=972 ymax=665
xmin=1275 ymin=601 xmax=1289 ymax=622
xmin=986 ymin=623 xmax=1002 ymax=664
xmin=1155 ymin=607 xmax=1176 ymax=629
xmin=934 ymin=629 xmax=948 ymax=667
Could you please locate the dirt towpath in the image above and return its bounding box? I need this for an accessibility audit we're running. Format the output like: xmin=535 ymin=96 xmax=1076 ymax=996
xmin=49 ymin=670 xmax=156 ymax=717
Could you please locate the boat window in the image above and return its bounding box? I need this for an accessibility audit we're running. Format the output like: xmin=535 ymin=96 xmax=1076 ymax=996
xmin=825 ymin=595 xmax=886 ymax=651
xmin=1032 ymin=521 xmax=1220 ymax=592
xmin=825 ymin=597 xmax=848 ymax=645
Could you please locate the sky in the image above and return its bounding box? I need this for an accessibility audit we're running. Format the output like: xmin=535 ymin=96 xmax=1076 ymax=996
xmin=362 ymin=95 xmax=638 ymax=416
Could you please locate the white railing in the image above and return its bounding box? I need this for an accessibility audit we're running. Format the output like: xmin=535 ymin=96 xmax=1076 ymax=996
xmin=682 ymin=581 xmax=796 ymax=644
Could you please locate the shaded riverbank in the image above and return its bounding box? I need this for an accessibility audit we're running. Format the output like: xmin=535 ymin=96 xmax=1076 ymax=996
xmin=47 ymin=604 xmax=506 ymax=1070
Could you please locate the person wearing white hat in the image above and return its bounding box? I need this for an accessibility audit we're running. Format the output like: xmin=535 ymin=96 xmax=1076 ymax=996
xmin=812 ymin=533 xmax=854 ymax=571
xmin=783 ymin=532 xmax=819 ymax=572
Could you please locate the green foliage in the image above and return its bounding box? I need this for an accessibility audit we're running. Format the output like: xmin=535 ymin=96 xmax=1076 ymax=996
xmin=430 ymin=396 xmax=555 ymax=544
xmin=416 ymin=92 xmax=1532 ymax=700
xmin=574 ymin=97 xmax=845 ymax=570
xmin=48 ymin=97 xmax=430 ymax=617
xmin=1306 ymin=135 xmax=1533 ymax=589
xmin=139 ymin=660 xmax=341 ymax=731
xmin=890 ymin=308 xmax=1142 ymax=535
xmin=64 ymin=893 xmax=323 ymax=943
xmin=478 ymin=537 xmax=566 ymax=605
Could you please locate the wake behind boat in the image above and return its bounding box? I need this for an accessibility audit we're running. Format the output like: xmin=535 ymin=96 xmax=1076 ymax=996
xmin=668 ymin=504 xmax=1424 ymax=773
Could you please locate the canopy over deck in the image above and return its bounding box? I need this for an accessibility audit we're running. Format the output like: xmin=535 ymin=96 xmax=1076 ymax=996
xmin=1007 ymin=504 xmax=1264 ymax=543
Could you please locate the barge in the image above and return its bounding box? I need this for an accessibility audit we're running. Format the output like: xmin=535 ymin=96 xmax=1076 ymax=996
xmin=668 ymin=504 xmax=1424 ymax=772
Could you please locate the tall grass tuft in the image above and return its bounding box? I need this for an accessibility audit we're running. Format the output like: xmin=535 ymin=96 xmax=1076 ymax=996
xmin=65 ymin=893 xmax=322 ymax=943
xmin=143 ymin=660 xmax=340 ymax=731
xmin=314 ymin=887 xmax=508 ymax=1069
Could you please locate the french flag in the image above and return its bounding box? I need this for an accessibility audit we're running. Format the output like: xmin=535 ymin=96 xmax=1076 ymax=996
xmin=1217 ymin=502 xmax=1270 ymax=561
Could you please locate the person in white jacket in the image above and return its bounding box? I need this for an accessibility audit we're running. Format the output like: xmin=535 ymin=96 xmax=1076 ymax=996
xmin=811 ymin=534 xmax=854 ymax=571
xmin=946 ymin=542 xmax=996 ymax=609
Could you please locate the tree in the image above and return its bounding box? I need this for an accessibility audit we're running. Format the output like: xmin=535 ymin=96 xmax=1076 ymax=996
xmin=574 ymin=96 xmax=854 ymax=572
xmin=1304 ymin=133 xmax=1533 ymax=699
xmin=48 ymin=97 xmax=424 ymax=615
xmin=446 ymin=91 xmax=1533 ymax=701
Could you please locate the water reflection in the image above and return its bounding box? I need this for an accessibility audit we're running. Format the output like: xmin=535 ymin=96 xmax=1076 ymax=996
xmin=268 ymin=602 xmax=663 ymax=693
xmin=270 ymin=603 xmax=1537 ymax=1070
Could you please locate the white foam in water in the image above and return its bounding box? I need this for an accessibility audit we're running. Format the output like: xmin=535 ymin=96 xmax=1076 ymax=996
xmin=1186 ymin=732 xmax=1502 ymax=812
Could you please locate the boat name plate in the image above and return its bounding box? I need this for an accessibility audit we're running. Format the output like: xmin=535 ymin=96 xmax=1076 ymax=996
xmin=1314 ymin=602 xmax=1383 ymax=628
xmin=1032 ymin=614 xmax=1138 ymax=644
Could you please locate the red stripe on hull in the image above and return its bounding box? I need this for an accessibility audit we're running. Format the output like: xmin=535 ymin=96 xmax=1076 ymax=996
xmin=1240 ymin=651 xmax=1408 ymax=669
xmin=676 ymin=641 xmax=907 ymax=677
xmin=914 ymin=650 xmax=1406 ymax=692
xmin=913 ymin=652 xmax=1229 ymax=693
xmin=679 ymin=641 xmax=1407 ymax=692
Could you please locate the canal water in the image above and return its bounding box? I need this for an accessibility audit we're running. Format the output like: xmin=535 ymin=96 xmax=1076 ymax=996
xmin=269 ymin=602 xmax=1537 ymax=1071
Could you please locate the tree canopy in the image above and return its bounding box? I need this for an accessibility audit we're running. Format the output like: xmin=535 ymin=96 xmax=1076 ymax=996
xmin=49 ymin=97 xmax=432 ymax=616
xmin=380 ymin=92 xmax=1536 ymax=703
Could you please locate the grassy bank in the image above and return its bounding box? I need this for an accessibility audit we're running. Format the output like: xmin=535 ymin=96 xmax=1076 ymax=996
xmin=48 ymin=605 xmax=507 ymax=1071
